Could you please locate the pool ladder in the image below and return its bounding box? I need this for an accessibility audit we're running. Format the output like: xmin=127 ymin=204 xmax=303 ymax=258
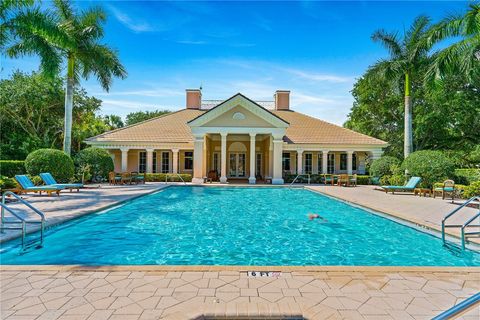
xmin=0 ymin=191 xmax=45 ymax=251
xmin=289 ymin=174 xmax=311 ymax=187
xmin=442 ymin=196 xmax=480 ymax=250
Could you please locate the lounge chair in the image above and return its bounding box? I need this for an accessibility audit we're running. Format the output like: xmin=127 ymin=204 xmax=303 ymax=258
xmin=381 ymin=176 xmax=422 ymax=194
xmin=39 ymin=173 xmax=83 ymax=192
xmin=433 ymin=180 xmax=456 ymax=200
xmin=15 ymin=175 xmax=62 ymax=196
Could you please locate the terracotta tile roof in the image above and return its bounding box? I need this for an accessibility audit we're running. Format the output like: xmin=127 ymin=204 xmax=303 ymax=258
xmin=272 ymin=110 xmax=387 ymax=145
xmin=87 ymin=108 xmax=387 ymax=146
xmin=86 ymin=109 xmax=205 ymax=143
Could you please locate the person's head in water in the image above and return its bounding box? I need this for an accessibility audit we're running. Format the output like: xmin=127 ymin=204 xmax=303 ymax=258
xmin=308 ymin=213 xmax=320 ymax=220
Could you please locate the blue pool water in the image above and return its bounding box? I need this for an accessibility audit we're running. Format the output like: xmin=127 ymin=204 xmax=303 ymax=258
xmin=1 ymin=186 xmax=479 ymax=266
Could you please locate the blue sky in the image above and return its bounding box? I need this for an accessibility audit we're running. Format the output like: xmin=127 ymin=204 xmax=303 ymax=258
xmin=1 ymin=0 xmax=471 ymax=124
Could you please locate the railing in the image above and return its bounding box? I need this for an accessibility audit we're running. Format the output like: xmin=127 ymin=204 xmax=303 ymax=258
xmin=164 ymin=173 xmax=187 ymax=185
xmin=432 ymin=292 xmax=480 ymax=320
xmin=442 ymin=196 xmax=480 ymax=250
xmin=289 ymin=174 xmax=311 ymax=187
xmin=1 ymin=191 xmax=45 ymax=250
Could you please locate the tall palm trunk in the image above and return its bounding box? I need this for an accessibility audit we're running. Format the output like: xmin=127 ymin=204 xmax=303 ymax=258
xmin=404 ymin=72 xmax=413 ymax=159
xmin=63 ymin=54 xmax=74 ymax=155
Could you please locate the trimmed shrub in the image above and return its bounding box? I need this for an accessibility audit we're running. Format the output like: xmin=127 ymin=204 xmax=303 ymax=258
xmin=464 ymin=181 xmax=480 ymax=198
xmin=369 ymin=156 xmax=400 ymax=178
xmin=454 ymin=169 xmax=480 ymax=185
xmin=0 ymin=175 xmax=18 ymax=189
xmin=75 ymin=147 xmax=114 ymax=182
xmin=402 ymin=150 xmax=455 ymax=188
xmin=0 ymin=160 xmax=26 ymax=177
xmin=356 ymin=175 xmax=370 ymax=185
xmin=145 ymin=173 xmax=192 ymax=182
xmin=25 ymin=149 xmax=74 ymax=183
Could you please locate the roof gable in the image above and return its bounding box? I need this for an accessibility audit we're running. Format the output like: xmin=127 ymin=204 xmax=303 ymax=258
xmin=188 ymin=93 xmax=289 ymax=128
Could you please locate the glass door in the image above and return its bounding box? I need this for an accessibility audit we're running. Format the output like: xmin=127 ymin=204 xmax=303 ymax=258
xmin=228 ymin=153 xmax=246 ymax=177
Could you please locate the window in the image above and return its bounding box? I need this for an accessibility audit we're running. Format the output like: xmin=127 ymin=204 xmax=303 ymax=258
xmin=184 ymin=151 xmax=193 ymax=170
xmin=138 ymin=151 xmax=146 ymax=173
xmin=152 ymin=152 xmax=157 ymax=173
xmin=213 ymin=152 xmax=220 ymax=173
xmin=318 ymin=153 xmax=323 ymax=173
xmin=161 ymin=152 xmax=169 ymax=173
xmin=353 ymin=153 xmax=357 ymax=171
xmin=304 ymin=153 xmax=312 ymax=174
xmin=327 ymin=154 xmax=335 ymax=174
xmin=340 ymin=154 xmax=347 ymax=171
xmin=282 ymin=152 xmax=291 ymax=172
xmin=256 ymin=153 xmax=262 ymax=177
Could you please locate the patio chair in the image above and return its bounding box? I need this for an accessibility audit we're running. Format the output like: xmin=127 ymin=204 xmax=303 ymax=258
xmin=121 ymin=172 xmax=132 ymax=185
xmin=207 ymin=170 xmax=218 ymax=183
xmin=39 ymin=173 xmax=83 ymax=192
xmin=337 ymin=174 xmax=349 ymax=187
xmin=108 ymin=172 xmax=121 ymax=185
xmin=433 ymin=180 xmax=456 ymax=200
xmin=381 ymin=176 xmax=422 ymax=194
xmin=15 ymin=175 xmax=62 ymax=196
xmin=131 ymin=172 xmax=145 ymax=184
xmin=349 ymin=174 xmax=357 ymax=187
xmin=322 ymin=174 xmax=336 ymax=185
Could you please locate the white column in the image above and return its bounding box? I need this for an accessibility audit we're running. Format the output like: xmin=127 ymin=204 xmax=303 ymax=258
xmin=172 ymin=149 xmax=179 ymax=174
xmin=322 ymin=150 xmax=329 ymax=174
xmin=272 ymin=137 xmax=284 ymax=184
xmin=120 ymin=147 xmax=129 ymax=172
xmin=297 ymin=149 xmax=304 ymax=175
xmin=146 ymin=148 xmax=154 ymax=173
xmin=268 ymin=138 xmax=273 ymax=177
xmin=220 ymin=133 xmax=228 ymax=183
xmin=192 ymin=135 xmax=204 ymax=184
xmin=249 ymin=133 xmax=256 ymax=184
xmin=347 ymin=151 xmax=353 ymax=175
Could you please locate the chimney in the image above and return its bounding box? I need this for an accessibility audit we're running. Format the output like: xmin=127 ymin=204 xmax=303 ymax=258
xmin=186 ymin=89 xmax=202 ymax=109
xmin=274 ymin=90 xmax=290 ymax=110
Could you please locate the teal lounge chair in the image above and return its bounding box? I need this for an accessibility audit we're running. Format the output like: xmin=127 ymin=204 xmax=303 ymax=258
xmin=15 ymin=175 xmax=63 ymax=196
xmin=39 ymin=173 xmax=83 ymax=192
xmin=381 ymin=176 xmax=422 ymax=194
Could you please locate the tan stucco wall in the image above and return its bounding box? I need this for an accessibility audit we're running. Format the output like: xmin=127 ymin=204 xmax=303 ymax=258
xmin=203 ymin=105 xmax=275 ymax=128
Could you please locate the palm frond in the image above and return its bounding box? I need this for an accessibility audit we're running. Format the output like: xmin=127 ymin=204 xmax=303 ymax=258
xmin=405 ymin=15 xmax=431 ymax=52
xmin=371 ymin=29 xmax=403 ymax=57
xmin=78 ymin=6 xmax=106 ymax=40
xmin=367 ymin=59 xmax=404 ymax=81
xmin=53 ymin=0 xmax=75 ymax=22
xmin=76 ymin=43 xmax=127 ymax=91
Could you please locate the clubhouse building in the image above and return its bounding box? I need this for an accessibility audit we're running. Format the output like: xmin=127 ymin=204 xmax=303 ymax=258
xmin=86 ymin=89 xmax=387 ymax=184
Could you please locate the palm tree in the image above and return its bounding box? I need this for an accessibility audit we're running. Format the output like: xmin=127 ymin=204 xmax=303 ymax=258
xmin=369 ymin=16 xmax=433 ymax=159
xmin=5 ymin=0 xmax=127 ymax=155
xmin=429 ymin=3 xmax=480 ymax=80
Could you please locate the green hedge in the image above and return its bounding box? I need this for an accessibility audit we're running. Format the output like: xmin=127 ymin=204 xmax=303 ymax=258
xmin=0 ymin=160 xmax=26 ymax=177
xmin=0 ymin=175 xmax=18 ymax=189
xmin=463 ymin=181 xmax=480 ymax=198
xmin=454 ymin=169 xmax=480 ymax=185
xmin=145 ymin=173 xmax=192 ymax=182
xmin=25 ymin=149 xmax=75 ymax=183
xmin=402 ymin=150 xmax=455 ymax=188
xmin=75 ymin=147 xmax=114 ymax=182
xmin=369 ymin=156 xmax=400 ymax=178
xmin=283 ymin=173 xmax=371 ymax=185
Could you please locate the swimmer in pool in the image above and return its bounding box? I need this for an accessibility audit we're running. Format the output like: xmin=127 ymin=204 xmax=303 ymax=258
xmin=308 ymin=213 xmax=328 ymax=222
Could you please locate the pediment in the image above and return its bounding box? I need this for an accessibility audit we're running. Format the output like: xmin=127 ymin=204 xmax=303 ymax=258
xmin=187 ymin=93 xmax=289 ymax=128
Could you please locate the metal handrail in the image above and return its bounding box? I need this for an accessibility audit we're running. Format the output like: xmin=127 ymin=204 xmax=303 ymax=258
xmin=460 ymin=212 xmax=480 ymax=250
xmin=164 ymin=173 xmax=186 ymax=185
xmin=289 ymin=174 xmax=311 ymax=187
xmin=442 ymin=196 xmax=479 ymax=248
xmin=432 ymin=292 xmax=480 ymax=320
xmin=1 ymin=191 xmax=45 ymax=250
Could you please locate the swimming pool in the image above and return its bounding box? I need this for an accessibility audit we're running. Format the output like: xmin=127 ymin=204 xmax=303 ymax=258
xmin=1 ymin=186 xmax=479 ymax=266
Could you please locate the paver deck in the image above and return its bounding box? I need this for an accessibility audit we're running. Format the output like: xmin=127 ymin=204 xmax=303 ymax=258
xmin=1 ymin=266 xmax=479 ymax=319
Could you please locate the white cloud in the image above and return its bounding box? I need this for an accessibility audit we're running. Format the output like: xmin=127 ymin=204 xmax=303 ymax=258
xmin=282 ymin=67 xmax=355 ymax=83
xmin=108 ymin=6 xmax=154 ymax=33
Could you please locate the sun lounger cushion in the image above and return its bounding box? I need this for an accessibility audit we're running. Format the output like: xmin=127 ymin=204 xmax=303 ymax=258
xmin=15 ymin=175 xmax=63 ymax=190
xmin=39 ymin=173 xmax=83 ymax=188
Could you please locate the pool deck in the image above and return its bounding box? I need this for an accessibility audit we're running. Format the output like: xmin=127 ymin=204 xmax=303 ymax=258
xmin=1 ymin=265 xmax=479 ymax=319
xmin=1 ymin=183 xmax=479 ymax=319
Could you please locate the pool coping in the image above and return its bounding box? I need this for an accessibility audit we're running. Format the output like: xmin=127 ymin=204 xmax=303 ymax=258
xmin=1 ymin=264 xmax=479 ymax=272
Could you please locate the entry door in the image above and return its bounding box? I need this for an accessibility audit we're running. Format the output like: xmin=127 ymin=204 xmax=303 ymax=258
xmin=229 ymin=153 xmax=246 ymax=177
